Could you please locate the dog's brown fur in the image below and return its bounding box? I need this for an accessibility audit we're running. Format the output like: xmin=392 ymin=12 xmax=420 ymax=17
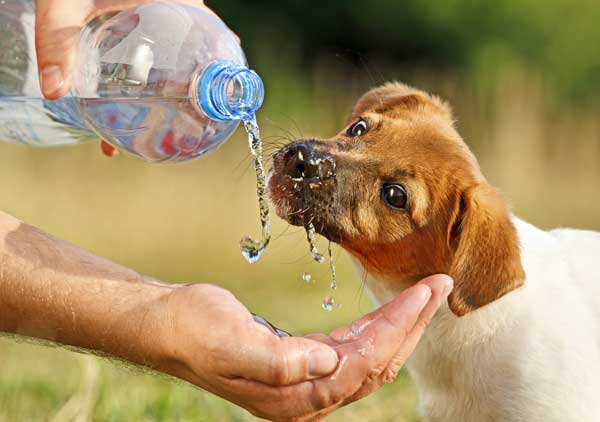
xmin=269 ymin=82 xmax=525 ymax=316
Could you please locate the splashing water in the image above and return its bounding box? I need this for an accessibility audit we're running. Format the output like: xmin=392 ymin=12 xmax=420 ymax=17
xmin=240 ymin=118 xmax=271 ymax=263
xmin=304 ymin=225 xmax=343 ymax=311
xmin=328 ymin=241 xmax=337 ymax=290
xmin=305 ymin=221 xmax=325 ymax=264
xmin=322 ymin=296 xmax=335 ymax=311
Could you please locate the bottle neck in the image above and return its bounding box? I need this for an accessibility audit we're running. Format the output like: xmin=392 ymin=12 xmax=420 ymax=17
xmin=196 ymin=61 xmax=264 ymax=122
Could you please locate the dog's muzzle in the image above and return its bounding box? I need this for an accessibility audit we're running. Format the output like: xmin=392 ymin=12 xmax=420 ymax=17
xmin=270 ymin=140 xmax=339 ymax=237
xmin=280 ymin=142 xmax=336 ymax=182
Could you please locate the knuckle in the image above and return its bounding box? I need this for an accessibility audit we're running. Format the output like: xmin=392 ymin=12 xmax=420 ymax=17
xmin=269 ymin=346 xmax=291 ymax=385
xmin=328 ymin=386 xmax=347 ymax=407
xmin=415 ymin=314 xmax=433 ymax=333
xmin=184 ymin=284 xmax=237 ymax=308
xmin=311 ymin=382 xmax=343 ymax=410
xmin=380 ymin=367 xmax=399 ymax=384
xmin=391 ymin=351 xmax=410 ymax=368
xmin=368 ymin=363 xmax=387 ymax=380
xmin=312 ymin=386 xmax=332 ymax=410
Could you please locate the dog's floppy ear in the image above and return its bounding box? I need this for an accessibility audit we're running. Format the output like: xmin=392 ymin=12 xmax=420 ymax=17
xmin=447 ymin=184 xmax=525 ymax=316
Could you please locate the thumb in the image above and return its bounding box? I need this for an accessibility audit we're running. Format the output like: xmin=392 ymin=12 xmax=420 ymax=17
xmin=35 ymin=0 xmax=87 ymax=99
xmin=379 ymin=275 xmax=453 ymax=381
xmin=236 ymin=333 xmax=339 ymax=386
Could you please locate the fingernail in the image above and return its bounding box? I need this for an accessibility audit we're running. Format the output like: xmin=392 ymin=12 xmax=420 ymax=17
xmin=443 ymin=277 xmax=454 ymax=297
xmin=101 ymin=140 xmax=120 ymax=157
xmin=40 ymin=65 xmax=64 ymax=97
xmin=308 ymin=347 xmax=339 ymax=377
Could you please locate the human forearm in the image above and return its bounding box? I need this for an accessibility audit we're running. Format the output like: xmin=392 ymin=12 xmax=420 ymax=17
xmin=0 ymin=210 xmax=172 ymax=368
xmin=0 ymin=210 xmax=453 ymax=420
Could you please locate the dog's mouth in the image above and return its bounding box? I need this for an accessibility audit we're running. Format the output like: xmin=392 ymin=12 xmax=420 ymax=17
xmin=268 ymin=140 xmax=343 ymax=242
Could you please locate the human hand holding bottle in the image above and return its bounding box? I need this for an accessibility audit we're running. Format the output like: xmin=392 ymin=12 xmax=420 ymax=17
xmin=35 ymin=0 xmax=218 ymax=100
xmin=33 ymin=0 xmax=245 ymax=158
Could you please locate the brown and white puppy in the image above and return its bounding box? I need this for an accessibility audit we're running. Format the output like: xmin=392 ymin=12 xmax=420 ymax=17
xmin=268 ymin=83 xmax=600 ymax=421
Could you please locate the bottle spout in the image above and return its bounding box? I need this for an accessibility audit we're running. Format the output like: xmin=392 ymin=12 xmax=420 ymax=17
xmin=196 ymin=61 xmax=264 ymax=121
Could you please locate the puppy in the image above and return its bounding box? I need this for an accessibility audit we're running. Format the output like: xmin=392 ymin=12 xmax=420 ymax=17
xmin=268 ymin=82 xmax=600 ymax=422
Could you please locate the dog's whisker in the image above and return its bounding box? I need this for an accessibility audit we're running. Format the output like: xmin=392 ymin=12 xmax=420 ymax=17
xmin=287 ymin=205 xmax=311 ymax=217
xmin=273 ymin=112 xmax=304 ymax=139
xmin=356 ymin=259 xmax=370 ymax=314
xmin=262 ymin=116 xmax=299 ymax=139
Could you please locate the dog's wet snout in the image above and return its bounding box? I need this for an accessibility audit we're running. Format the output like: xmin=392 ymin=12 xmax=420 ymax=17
xmin=282 ymin=143 xmax=336 ymax=180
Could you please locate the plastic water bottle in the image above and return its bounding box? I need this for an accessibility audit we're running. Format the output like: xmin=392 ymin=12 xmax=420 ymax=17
xmin=0 ymin=1 xmax=264 ymax=162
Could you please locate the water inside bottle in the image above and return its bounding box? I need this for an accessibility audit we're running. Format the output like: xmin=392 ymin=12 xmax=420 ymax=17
xmin=239 ymin=117 xmax=271 ymax=263
xmin=0 ymin=96 xmax=96 ymax=145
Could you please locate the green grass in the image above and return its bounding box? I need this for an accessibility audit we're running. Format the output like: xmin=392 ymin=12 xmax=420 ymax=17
xmin=0 ymin=338 xmax=420 ymax=421
xmin=1 ymin=65 xmax=599 ymax=421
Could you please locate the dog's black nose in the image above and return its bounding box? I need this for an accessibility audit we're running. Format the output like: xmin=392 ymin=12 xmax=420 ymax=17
xmin=282 ymin=143 xmax=335 ymax=180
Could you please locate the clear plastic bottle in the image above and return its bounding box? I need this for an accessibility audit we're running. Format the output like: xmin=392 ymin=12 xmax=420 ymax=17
xmin=0 ymin=1 xmax=264 ymax=162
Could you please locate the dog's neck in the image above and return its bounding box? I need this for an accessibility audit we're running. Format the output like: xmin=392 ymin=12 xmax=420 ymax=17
xmin=348 ymin=213 xmax=530 ymax=347
xmin=344 ymin=220 xmax=454 ymax=295
xmin=352 ymin=254 xmax=524 ymax=352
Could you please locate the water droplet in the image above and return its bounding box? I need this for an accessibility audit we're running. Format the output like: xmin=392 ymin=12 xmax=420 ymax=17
xmin=302 ymin=272 xmax=312 ymax=283
xmin=240 ymin=236 xmax=266 ymax=263
xmin=239 ymin=118 xmax=271 ymax=263
xmin=322 ymin=296 xmax=335 ymax=311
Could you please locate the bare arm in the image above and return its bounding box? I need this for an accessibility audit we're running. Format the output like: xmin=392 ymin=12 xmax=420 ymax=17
xmin=0 ymin=210 xmax=172 ymax=366
xmin=0 ymin=210 xmax=452 ymax=420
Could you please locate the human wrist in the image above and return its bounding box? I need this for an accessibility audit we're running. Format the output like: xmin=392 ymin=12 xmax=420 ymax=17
xmin=148 ymin=283 xmax=242 ymax=385
xmin=91 ymin=279 xmax=175 ymax=369
xmin=133 ymin=281 xmax=190 ymax=374
xmin=0 ymin=210 xmax=177 ymax=368
xmin=148 ymin=283 xmax=208 ymax=372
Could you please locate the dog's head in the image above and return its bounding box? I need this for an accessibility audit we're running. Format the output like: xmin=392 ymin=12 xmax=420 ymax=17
xmin=268 ymin=82 xmax=525 ymax=316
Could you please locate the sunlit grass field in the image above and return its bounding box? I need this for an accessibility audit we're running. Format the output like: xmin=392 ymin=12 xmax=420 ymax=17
xmin=1 ymin=62 xmax=599 ymax=421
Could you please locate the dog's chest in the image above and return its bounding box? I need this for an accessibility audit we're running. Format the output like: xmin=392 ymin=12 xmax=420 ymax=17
xmin=352 ymin=218 xmax=600 ymax=422
xmin=405 ymin=310 xmax=528 ymax=422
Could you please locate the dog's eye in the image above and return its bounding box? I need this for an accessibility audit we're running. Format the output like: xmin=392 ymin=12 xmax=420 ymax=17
xmin=347 ymin=119 xmax=368 ymax=137
xmin=382 ymin=184 xmax=408 ymax=210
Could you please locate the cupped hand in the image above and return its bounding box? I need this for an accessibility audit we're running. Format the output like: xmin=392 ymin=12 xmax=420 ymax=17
xmin=34 ymin=0 xmax=214 ymax=100
xmin=154 ymin=275 xmax=453 ymax=421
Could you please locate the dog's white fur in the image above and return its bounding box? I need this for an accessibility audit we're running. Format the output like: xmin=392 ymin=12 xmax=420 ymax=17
xmin=355 ymin=217 xmax=600 ymax=421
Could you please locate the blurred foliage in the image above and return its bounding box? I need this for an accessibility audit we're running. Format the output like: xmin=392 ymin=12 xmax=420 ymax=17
xmin=210 ymin=0 xmax=600 ymax=103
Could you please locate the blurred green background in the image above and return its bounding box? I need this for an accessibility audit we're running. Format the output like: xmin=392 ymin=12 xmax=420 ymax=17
xmin=1 ymin=0 xmax=600 ymax=421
